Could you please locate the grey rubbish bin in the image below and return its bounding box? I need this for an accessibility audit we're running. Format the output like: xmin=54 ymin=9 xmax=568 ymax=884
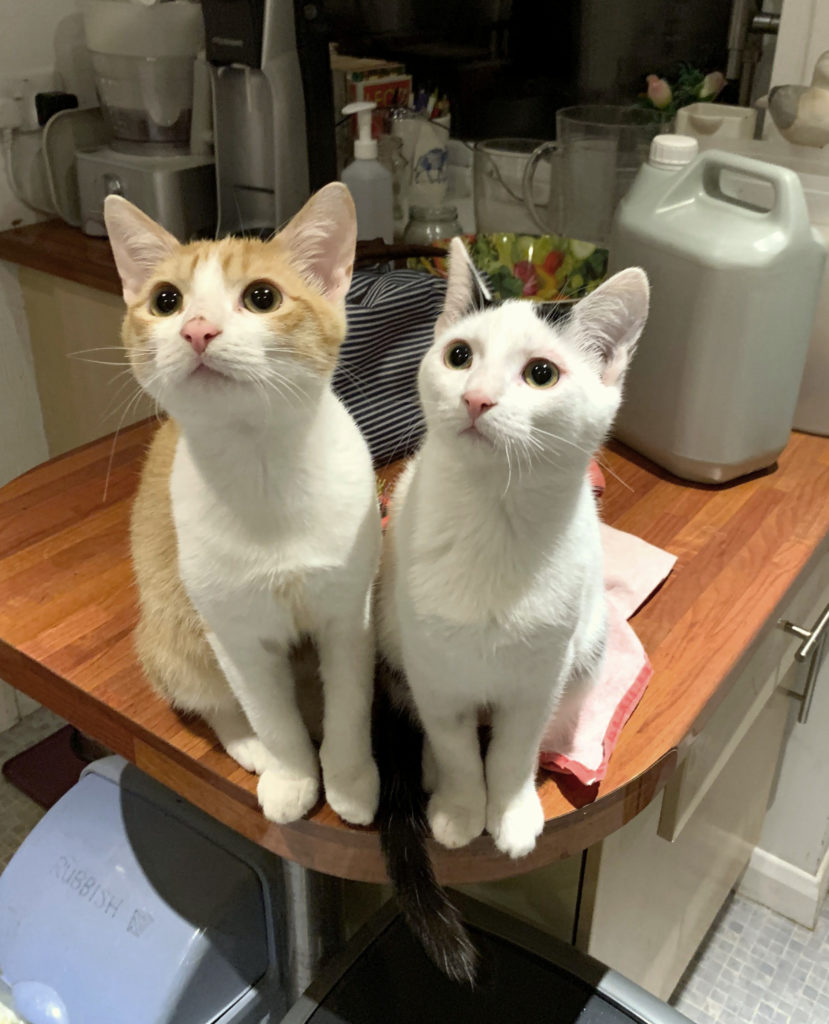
xmin=282 ymin=894 xmax=693 ymax=1024
xmin=0 ymin=756 xmax=343 ymax=1024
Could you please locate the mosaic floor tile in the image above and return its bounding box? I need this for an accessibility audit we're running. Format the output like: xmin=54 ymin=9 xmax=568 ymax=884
xmin=672 ymin=892 xmax=829 ymax=1024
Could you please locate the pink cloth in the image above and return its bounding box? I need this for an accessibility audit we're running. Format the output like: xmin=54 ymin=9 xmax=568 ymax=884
xmin=538 ymin=523 xmax=677 ymax=786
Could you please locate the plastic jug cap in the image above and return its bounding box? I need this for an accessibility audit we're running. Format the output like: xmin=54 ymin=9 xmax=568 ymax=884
xmin=649 ymin=134 xmax=699 ymax=169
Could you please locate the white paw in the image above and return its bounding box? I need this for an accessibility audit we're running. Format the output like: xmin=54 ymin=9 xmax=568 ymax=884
xmin=257 ymin=768 xmax=319 ymax=824
xmin=224 ymin=735 xmax=272 ymax=776
xmin=323 ymin=758 xmax=380 ymax=826
xmin=427 ymin=786 xmax=486 ymax=849
xmin=488 ymin=787 xmax=545 ymax=859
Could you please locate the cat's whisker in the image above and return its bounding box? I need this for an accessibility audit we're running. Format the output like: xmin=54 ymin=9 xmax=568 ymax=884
xmin=68 ymin=355 xmax=152 ymax=367
xmin=100 ymin=374 xmax=148 ymax=424
xmin=102 ymin=381 xmax=156 ymax=502
xmin=533 ymin=428 xmax=633 ymax=493
xmin=257 ymin=367 xmax=307 ymax=405
xmin=593 ymin=449 xmax=635 ymax=494
xmin=501 ymin=439 xmax=513 ymax=498
xmin=333 ymin=363 xmax=370 ymax=401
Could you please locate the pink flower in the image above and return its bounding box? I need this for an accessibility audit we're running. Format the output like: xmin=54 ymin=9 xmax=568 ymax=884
xmin=698 ymin=71 xmax=726 ymax=100
xmin=646 ymin=75 xmax=673 ymax=110
xmin=513 ymin=261 xmax=539 ymax=296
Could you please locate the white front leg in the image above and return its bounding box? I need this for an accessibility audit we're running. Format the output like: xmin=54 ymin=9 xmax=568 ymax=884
xmin=416 ymin=697 xmax=486 ymax=849
xmin=207 ymin=630 xmax=320 ymax=824
xmin=315 ymin=613 xmax=379 ymax=826
xmin=485 ymin=688 xmax=554 ymax=859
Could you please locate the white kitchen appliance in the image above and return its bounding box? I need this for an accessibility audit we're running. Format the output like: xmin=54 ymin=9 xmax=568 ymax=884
xmin=76 ymin=0 xmax=216 ymax=240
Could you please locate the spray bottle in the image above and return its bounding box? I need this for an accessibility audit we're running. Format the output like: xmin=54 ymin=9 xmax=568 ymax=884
xmin=341 ymin=101 xmax=394 ymax=244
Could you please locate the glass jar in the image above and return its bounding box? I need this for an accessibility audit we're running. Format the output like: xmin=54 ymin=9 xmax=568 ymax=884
xmin=403 ymin=204 xmax=463 ymax=245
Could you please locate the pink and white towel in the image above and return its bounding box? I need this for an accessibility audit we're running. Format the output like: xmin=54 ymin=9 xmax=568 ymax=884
xmin=539 ymin=519 xmax=676 ymax=786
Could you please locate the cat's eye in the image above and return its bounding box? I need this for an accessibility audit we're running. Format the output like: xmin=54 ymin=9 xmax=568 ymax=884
xmin=523 ymin=359 xmax=560 ymax=388
xmin=150 ymin=283 xmax=182 ymax=317
xmin=243 ymin=280 xmax=281 ymax=313
xmin=444 ymin=342 xmax=473 ymax=369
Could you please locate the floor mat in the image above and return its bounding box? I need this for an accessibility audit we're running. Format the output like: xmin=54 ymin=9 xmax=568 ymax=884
xmin=2 ymin=725 xmax=93 ymax=809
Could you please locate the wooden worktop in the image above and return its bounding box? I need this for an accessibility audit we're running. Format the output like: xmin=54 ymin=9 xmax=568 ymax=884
xmin=0 ymin=219 xmax=122 ymax=295
xmin=0 ymin=220 xmax=445 ymax=295
xmin=1 ymin=419 xmax=827 ymax=884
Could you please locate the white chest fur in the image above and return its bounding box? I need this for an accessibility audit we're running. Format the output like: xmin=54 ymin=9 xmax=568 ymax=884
xmin=170 ymin=391 xmax=380 ymax=641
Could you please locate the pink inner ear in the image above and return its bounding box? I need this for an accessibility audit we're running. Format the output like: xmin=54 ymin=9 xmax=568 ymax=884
xmin=279 ymin=185 xmax=356 ymax=304
xmin=602 ymin=347 xmax=631 ymax=387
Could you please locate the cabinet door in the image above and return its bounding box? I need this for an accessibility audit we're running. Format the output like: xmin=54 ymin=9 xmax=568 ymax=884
xmin=576 ymin=689 xmax=789 ymax=1001
xmin=20 ymin=269 xmax=154 ymax=457
xmin=738 ymin=550 xmax=829 ymax=925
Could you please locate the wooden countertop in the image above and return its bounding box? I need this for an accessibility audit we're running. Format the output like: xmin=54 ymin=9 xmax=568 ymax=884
xmin=0 ymin=219 xmax=122 ymax=294
xmin=2 ymin=420 xmax=827 ymax=884
xmin=0 ymin=220 xmax=446 ymax=295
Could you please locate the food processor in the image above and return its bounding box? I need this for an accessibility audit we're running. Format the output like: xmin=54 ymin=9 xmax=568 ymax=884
xmin=76 ymin=0 xmax=216 ymax=240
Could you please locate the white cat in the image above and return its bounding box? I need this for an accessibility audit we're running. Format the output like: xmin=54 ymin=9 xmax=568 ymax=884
xmin=379 ymin=238 xmax=649 ymax=858
xmin=105 ymin=185 xmax=381 ymax=826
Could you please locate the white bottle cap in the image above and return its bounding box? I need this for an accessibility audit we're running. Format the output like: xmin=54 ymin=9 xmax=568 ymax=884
xmin=343 ymin=101 xmax=378 ymax=160
xmin=649 ymin=134 xmax=699 ymax=169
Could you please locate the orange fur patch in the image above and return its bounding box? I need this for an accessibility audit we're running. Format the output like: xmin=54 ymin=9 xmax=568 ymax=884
xmin=122 ymin=236 xmax=345 ymax=375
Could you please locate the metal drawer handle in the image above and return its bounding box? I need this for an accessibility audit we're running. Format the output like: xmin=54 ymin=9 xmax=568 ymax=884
xmin=781 ymin=602 xmax=829 ymax=724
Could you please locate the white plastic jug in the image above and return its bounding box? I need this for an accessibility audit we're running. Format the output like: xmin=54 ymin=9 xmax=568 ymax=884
xmin=610 ymin=137 xmax=827 ymax=483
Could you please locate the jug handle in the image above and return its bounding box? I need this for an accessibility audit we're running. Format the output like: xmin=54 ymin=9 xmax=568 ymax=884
xmin=522 ymin=141 xmax=559 ymax=235
xmin=689 ymin=150 xmax=811 ymax=238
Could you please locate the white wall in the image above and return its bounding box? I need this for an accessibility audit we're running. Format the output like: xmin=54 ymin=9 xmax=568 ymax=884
xmin=0 ymin=0 xmax=93 ymax=229
xmin=770 ymin=0 xmax=829 ymax=89
xmin=0 ymin=0 xmax=88 ymax=731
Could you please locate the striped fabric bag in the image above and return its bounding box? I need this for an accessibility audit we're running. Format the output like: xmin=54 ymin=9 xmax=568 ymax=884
xmin=334 ymin=269 xmax=448 ymax=467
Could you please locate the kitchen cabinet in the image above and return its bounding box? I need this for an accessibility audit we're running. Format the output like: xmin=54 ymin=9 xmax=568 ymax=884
xmin=739 ymin=551 xmax=829 ymax=928
xmin=18 ymin=267 xmax=152 ymax=458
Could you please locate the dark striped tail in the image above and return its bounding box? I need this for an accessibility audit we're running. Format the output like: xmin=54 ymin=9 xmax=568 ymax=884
xmin=373 ymin=679 xmax=479 ymax=986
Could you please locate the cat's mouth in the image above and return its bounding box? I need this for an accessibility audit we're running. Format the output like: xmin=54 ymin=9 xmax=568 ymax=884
xmin=189 ymin=362 xmax=229 ymax=381
xmin=459 ymin=424 xmax=494 ymax=446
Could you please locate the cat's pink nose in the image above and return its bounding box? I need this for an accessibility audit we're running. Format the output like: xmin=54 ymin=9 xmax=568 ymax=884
xmin=181 ymin=317 xmax=221 ymax=355
xmin=463 ymin=390 xmax=497 ymax=423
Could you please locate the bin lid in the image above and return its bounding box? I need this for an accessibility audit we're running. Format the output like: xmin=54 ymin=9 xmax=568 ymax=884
xmin=0 ymin=763 xmax=268 ymax=1024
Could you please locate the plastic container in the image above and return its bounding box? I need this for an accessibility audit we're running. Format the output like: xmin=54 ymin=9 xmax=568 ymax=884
xmin=677 ymin=138 xmax=829 ymax=437
xmin=341 ymin=101 xmax=394 ymax=244
xmin=675 ymin=102 xmax=757 ymax=146
xmin=610 ymin=136 xmax=826 ymax=483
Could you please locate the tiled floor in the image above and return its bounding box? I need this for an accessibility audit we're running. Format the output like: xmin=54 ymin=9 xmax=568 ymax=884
xmin=0 ymin=713 xmax=827 ymax=1022
xmin=671 ymin=892 xmax=829 ymax=1024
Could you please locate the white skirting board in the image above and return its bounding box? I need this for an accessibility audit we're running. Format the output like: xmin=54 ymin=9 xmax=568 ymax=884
xmin=738 ymin=844 xmax=829 ymax=929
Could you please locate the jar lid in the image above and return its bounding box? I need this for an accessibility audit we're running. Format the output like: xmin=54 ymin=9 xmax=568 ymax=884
xmin=410 ymin=204 xmax=459 ymax=219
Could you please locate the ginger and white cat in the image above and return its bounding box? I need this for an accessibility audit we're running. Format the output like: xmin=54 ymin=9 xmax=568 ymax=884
xmin=379 ymin=239 xmax=649 ymax=858
xmin=105 ymin=185 xmax=381 ymax=826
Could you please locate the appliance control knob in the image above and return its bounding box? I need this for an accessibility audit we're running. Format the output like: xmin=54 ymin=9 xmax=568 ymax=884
xmin=104 ymin=174 xmax=123 ymax=197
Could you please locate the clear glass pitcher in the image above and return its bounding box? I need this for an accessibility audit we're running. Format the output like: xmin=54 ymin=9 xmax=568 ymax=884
xmin=522 ymin=105 xmax=668 ymax=246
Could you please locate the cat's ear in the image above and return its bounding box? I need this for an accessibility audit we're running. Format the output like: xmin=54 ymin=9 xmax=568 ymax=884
xmin=435 ymin=237 xmax=484 ymax=335
xmin=278 ymin=183 xmax=356 ymax=305
xmin=104 ymin=196 xmax=179 ymax=305
xmin=571 ymin=268 xmax=649 ymax=386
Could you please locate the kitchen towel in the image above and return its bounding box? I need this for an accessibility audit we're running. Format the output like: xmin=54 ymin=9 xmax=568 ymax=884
xmin=538 ymin=512 xmax=676 ymax=786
